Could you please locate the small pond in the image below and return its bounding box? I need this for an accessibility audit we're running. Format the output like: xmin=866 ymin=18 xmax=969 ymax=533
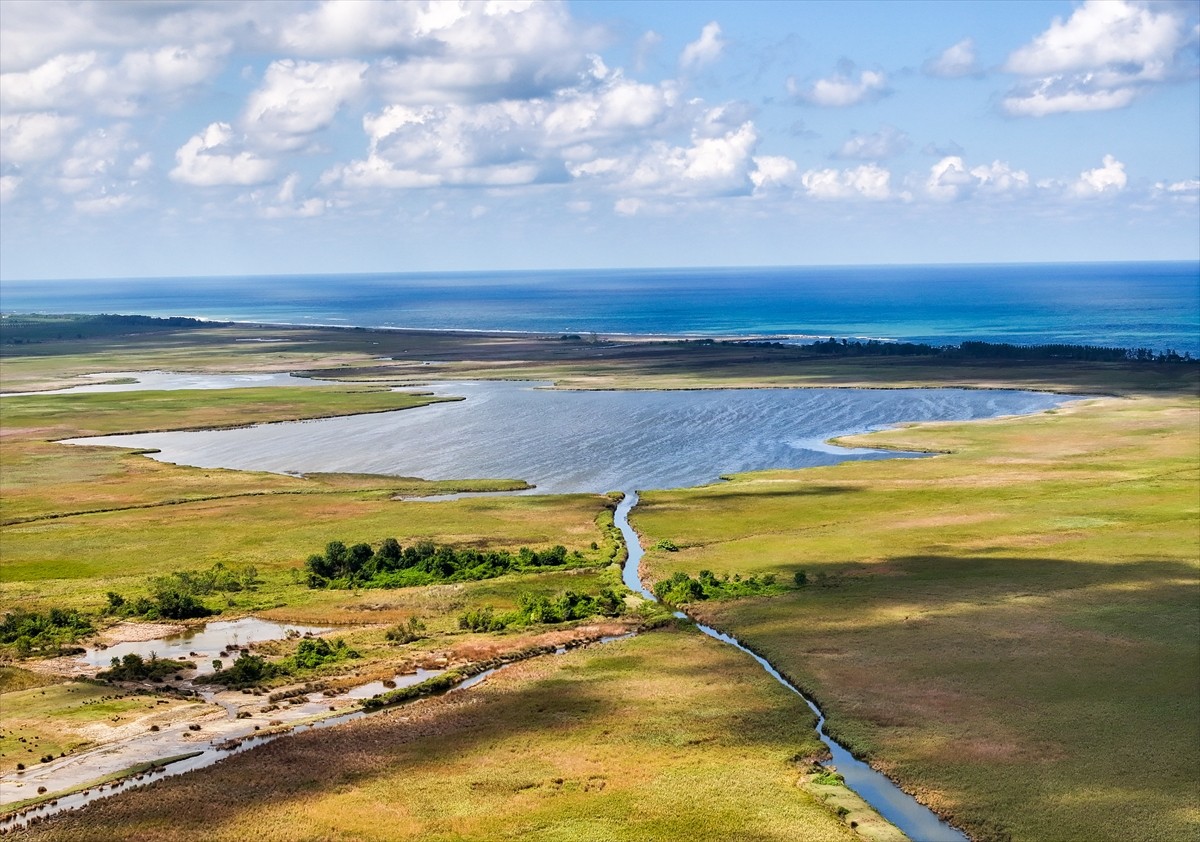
xmin=78 ymin=618 xmax=332 ymax=675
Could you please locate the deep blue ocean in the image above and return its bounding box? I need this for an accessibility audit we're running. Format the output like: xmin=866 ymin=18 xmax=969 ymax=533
xmin=2 ymin=262 xmax=1197 ymax=355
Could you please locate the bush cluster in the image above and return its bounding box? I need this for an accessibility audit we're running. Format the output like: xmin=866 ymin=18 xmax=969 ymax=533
xmin=106 ymin=562 xmax=260 ymax=620
xmin=98 ymin=653 xmax=195 ymax=681
xmin=304 ymin=538 xmax=581 ymax=589
xmin=652 ymin=570 xmax=780 ymax=606
xmin=0 ymin=609 xmax=95 ymax=657
xmin=200 ymin=637 xmax=359 ymax=688
xmin=457 ymin=588 xmax=624 ymax=632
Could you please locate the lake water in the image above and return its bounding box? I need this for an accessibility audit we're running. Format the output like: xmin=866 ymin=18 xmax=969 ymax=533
xmin=3 ymin=262 xmax=1196 ymax=355
xmin=65 ymin=380 xmax=1073 ymax=493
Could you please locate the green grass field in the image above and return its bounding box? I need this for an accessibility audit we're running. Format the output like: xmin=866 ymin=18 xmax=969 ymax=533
xmin=632 ymin=394 xmax=1200 ymax=842
xmin=0 ymin=682 xmax=203 ymax=776
xmin=2 ymin=321 xmax=1197 ymax=840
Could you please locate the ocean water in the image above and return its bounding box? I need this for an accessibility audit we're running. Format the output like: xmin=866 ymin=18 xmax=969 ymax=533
xmin=2 ymin=262 xmax=1197 ymax=355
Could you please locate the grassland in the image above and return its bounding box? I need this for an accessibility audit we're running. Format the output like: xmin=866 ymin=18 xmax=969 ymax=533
xmin=2 ymin=319 xmax=1197 ymax=840
xmin=3 ymin=318 xmax=1195 ymax=396
xmin=14 ymin=629 xmax=866 ymax=842
xmin=632 ymin=394 xmax=1200 ymax=842
xmin=0 ymin=681 xmax=203 ymax=775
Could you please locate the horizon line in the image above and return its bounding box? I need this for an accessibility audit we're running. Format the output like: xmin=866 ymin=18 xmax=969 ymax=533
xmin=2 ymin=257 xmax=1197 ymax=285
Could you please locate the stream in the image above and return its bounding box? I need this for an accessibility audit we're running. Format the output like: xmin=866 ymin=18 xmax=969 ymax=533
xmin=615 ymin=492 xmax=968 ymax=842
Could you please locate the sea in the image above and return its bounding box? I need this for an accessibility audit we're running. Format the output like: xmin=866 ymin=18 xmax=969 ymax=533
xmin=2 ymin=261 xmax=1197 ymax=355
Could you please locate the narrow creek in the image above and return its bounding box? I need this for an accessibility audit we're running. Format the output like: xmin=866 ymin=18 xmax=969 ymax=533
xmin=615 ymin=491 xmax=968 ymax=842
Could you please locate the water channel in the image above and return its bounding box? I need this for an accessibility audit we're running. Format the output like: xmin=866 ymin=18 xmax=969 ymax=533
xmin=616 ymin=492 xmax=966 ymax=841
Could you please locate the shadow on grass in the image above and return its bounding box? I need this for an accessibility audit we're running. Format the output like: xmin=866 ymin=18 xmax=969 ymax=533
xmin=23 ymin=631 xmax=822 ymax=840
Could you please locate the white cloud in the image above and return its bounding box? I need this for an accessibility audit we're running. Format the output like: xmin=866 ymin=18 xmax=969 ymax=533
xmin=1002 ymin=0 xmax=1194 ymax=116
xmin=801 ymin=164 xmax=892 ymax=200
xmin=1002 ymin=77 xmax=1142 ymax=117
xmin=0 ymin=175 xmax=20 ymax=202
xmin=57 ymin=124 xmax=141 ymax=194
xmin=633 ymin=30 xmax=663 ymax=73
xmin=680 ymin=22 xmax=724 ymax=70
xmin=750 ymin=155 xmax=799 ymax=192
xmin=296 ymin=0 xmax=594 ymax=105
xmin=170 ymin=122 xmax=275 ymax=186
xmin=240 ymin=173 xmax=327 ymax=219
xmin=924 ymin=38 xmax=980 ymax=78
xmin=242 ymin=59 xmax=367 ymax=151
xmin=614 ymin=197 xmax=643 ymax=215
xmin=1153 ymin=178 xmax=1200 ymax=202
xmin=926 ymin=155 xmax=1030 ymax=201
xmin=74 ymin=192 xmax=132 ymax=214
xmin=327 ymin=69 xmax=688 ymax=193
xmin=1 ymin=44 xmax=227 ymax=117
xmin=834 ymin=125 xmax=910 ymax=160
xmin=789 ymin=68 xmax=888 ymax=107
xmin=0 ymin=111 xmax=78 ymax=163
xmin=1073 ymin=154 xmax=1127 ymax=196
xmin=0 ymin=0 xmax=267 ymax=72
xmin=577 ymin=122 xmax=760 ymax=199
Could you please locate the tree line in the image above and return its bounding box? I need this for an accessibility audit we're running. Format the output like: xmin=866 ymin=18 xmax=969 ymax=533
xmin=797 ymin=337 xmax=1194 ymax=363
xmin=303 ymin=538 xmax=582 ymax=589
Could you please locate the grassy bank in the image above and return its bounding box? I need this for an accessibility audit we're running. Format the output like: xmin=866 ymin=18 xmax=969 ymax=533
xmin=632 ymin=394 xmax=1200 ymax=842
xmin=13 ymin=628 xmax=864 ymax=842
xmin=4 ymin=320 xmax=1196 ymax=396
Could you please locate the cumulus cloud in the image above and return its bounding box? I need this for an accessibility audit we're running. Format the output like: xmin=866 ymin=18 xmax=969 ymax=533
xmin=1072 ymin=154 xmax=1127 ymax=196
xmin=801 ymin=164 xmax=892 ymax=200
xmin=1 ymin=44 xmax=228 ymax=116
xmin=926 ymin=155 xmax=1030 ymax=201
xmin=1002 ymin=0 xmax=1196 ymax=116
xmin=245 ymin=173 xmax=327 ymax=219
xmin=295 ymin=0 xmax=595 ymax=105
xmin=0 ymin=175 xmax=20 ymax=202
xmin=170 ymin=122 xmax=275 ymax=186
xmin=0 ymin=111 xmax=78 ymax=163
xmin=326 ymin=70 xmax=687 ymax=192
xmin=242 ymin=59 xmax=367 ymax=151
xmin=788 ymin=66 xmax=888 ymax=107
xmin=0 ymin=0 xmax=269 ymax=73
xmin=749 ymin=155 xmax=799 ymax=192
xmin=57 ymin=124 xmax=142 ymax=194
xmin=577 ymin=122 xmax=760 ymax=199
xmin=680 ymin=22 xmax=724 ymax=71
xmin=834 ymin=125 xmax=910 ymax=160
xmin=924 ymin=38 xmax=980 ymax=78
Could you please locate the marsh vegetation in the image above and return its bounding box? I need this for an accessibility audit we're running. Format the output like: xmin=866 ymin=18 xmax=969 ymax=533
xmin=1 ymin=318 xmax=1196 ymax=840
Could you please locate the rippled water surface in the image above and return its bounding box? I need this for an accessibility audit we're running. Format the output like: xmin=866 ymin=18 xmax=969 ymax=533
xmin=67 ymin=381 xmax=1072 ymax=492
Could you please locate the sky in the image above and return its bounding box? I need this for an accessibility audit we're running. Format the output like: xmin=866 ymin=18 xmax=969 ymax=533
xmin=0 ymin=0 xmax=1198 ymax=280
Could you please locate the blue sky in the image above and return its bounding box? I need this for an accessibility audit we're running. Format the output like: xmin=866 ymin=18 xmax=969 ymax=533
xmin=1 ymin=0 xmax=1197 ymax=280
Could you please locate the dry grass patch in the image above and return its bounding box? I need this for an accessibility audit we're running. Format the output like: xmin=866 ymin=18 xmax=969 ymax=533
xmin=17 ymin=629 xmax=863 ymax=842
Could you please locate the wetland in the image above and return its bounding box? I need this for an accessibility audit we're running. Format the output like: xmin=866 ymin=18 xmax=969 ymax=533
xmin=1 ymin=318 xmax=1196 ymax=841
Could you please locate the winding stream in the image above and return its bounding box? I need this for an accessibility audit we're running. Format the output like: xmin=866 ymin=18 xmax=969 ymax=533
xmin=616 ymin=492 xmax=968 ymax=842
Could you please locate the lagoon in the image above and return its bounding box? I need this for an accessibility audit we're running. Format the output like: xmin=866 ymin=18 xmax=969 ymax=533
xmin=65 ymin=380 xmax=1072 ymax=493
